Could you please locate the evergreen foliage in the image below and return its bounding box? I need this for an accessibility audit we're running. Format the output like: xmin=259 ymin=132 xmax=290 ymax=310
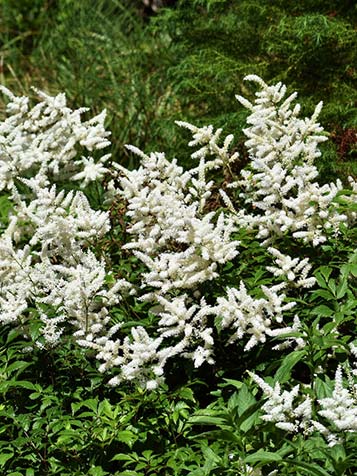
xmin=154 ymin=0 xmax=357 ymax=177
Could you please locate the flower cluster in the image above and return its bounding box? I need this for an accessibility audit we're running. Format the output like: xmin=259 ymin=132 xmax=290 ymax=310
xmin=251 ymin=365 xmax=357 ymax=445
xmin=232 ymin=75 xmax=351 ymax=245
xmin=315 ymin=366 xmax=357 ymax=442
xmin=115 ymin=148 xmax=239 ymax=297
xmin=0 ymin=90 xmax=128 ymax=346
xmin=215 ymin=282 xmax=296 ymax=350
xmin=249 ymin=372 xmax=312 ymax=433
xmin=0 ymin=86 xmax=110 ymax=189
xmin=266 ymin=247 xmax=316 ymax=288
xmin=0 ymin=178 xmax=130 ymax=345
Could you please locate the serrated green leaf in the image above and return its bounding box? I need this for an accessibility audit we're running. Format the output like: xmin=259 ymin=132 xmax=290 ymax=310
xmin=312 ymin=305 xmax=334 ymax=317
xmin=201 ymin=445 xmax=221 ymax=464
xmin=315 ymin=377 xmax=332 ymax=399
xmin=310 ymin=289 xmax=336 ymax=301
xmin=235 ymin=384 xmax=256 ymax=416
xmin=336 ymin=279 xmax=348 ymax=299
xmin=111 ymin=454 xmax=135 ymax=462
xmin=178 ymin=387 xmax=195 ymax=401
xmin=117 ymin=430 xmax=138 ymax=448
xmin=6 ymin=360 xmax=32 ymax=374
xmin=275 ymin=350 xmax=306 ymax=384
xmin=236 ymin=401 xmax=261 ymax=433
xmin=319 ymin=266 xmax=333 ymax=282
xmin=349 ymin=264 xmax=357 ymax=277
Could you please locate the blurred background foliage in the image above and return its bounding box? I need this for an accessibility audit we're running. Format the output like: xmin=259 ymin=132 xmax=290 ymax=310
xmin=0 ymin=0 xmax=356 ymax=177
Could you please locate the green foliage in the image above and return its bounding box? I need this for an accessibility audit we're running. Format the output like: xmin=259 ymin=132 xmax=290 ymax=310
xmin=1 ymin=0 xmax=356 ymax=177
xmin=0 ymin=327 xmax=204 ymax=475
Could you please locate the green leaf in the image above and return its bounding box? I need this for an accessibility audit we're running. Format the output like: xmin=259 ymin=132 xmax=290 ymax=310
xmin=221 ymin=378 xmax=243 ymax=390
xmin=188 ymin=414 xmax=228 ymax=426
xmin=328 ymin=279 xmax=336 ymax=295
xmin=349 ymin=264 xmax=357 ymax=277
xmin=0 ymin=451 xmax=14 ymax=466
xmin=315 ymin=377 xmax=332 ymax=399
xmin=178 ymin=387 xmax=195 ymax=401
xmin=115 ymin=472 xmax=143 ymax=476
xmin=288 ymin=460 xmax=331 ymax=476
xmin=235 ymin=383 xmax=255 ymax=416
xmin=201 ymin=445 xmax=221 ymax=464
xmin=6 ymin=361 xmax=32 ymax=374
xmin=312 ymin=305 xmax=334 ymax=317
xmin=88 ymin=466 xmax=108 ymax=476
xmin=98 ymin=399 xmax=114 ymax=418
xmin=117 ymin=430 xmax=138 ymax=448
xmin=275 ymin=350 xmax=306 ymax=384
xmin=310 ymin=289 xmax=336 ymax=301
xmin=245 ymin=450 xmax=282 ymax=464
xmin=319 ymin=266 xmax=333 ymax=282
xmin=72 ymin=398 xmax=98 ymax=414
xmin=336 ymin=279 xmax=348 ymax=299
xmin=236 ymin=401 xmax=261 ymax=433
xmin=111 ymin=454 xmax=136 ymax=462
xmin=1 ymin=380 xmax=37 ymax=391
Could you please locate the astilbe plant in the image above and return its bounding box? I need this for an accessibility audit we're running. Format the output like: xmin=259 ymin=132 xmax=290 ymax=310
xmin=0 ymin=76 xmax=357 ymax=449
xmin=0 ymin=90 xmax=131 ymax=348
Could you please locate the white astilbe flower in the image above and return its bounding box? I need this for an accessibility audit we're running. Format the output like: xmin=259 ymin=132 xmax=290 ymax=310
xmin=250 ymin=372 xmax=312 ymax=433
xmin=72 ymin=154 xmax=110 ymax=187
xmin=33 ymin=250 xmax=129 ymax=338
xmin=269 ymin=315 xmax=306 ymax=350
xmin=134 ymin=211 xmax=238 ymax=296
xmin=116 ymin=149 xmax=193 ymax=253
xmin=0 ymin=237 xmax=33 ymax=324
xmin=77 ymin=325 xmax=168 ymax=390
xmin=215 ymin=282 xmax=296 ymax=350
xmin=233 ymin=75 xmax=355 ymax=245
xmin=266 ymin=247 xmax=316 ymax=288
xmin=0 ymin=242 xmax=130 ymax=345
xmin=175 ymin=121 xmax=239 ymax=167
xmin=0 ymin=86 xmax=110 ymax=189
xmin=157 ymin=294 xmax=215 ymax=368
xmin=0 ymin=178 xmax=129 ymax=346
xmin=317 ymin=366 xmax=357 ymax=433
xmin=38 ymin=312 xmax=66 ymax=348
xmin=11 ymin=179 xmax=109 ymax=260
xmin=77 ymin=294 xmax=216 ymax=388
xmin=116 ymin=148 xmax=239 ymax=296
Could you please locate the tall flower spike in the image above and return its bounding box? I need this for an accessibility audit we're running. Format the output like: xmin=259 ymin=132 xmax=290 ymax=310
xmin=233 ymin=75 xmax=355 ymax=245
xmin=250 ymin=372 xmax=312 ymax=433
